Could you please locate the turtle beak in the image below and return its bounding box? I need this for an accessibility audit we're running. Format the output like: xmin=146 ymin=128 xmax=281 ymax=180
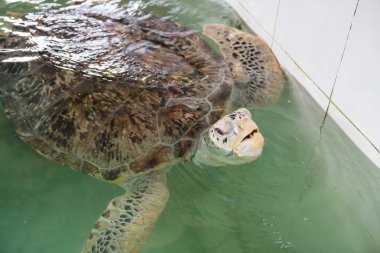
xmin=229 ymin=115 xmax=264 ymax=158
xmin=232 ymin=128 xmax=264 ymax=158
xmin=229 ymin=108 xmax=264 ymax=159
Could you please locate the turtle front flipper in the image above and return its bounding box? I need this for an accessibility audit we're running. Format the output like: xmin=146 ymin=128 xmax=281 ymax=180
xmin=81 ymin=170 xmax=169 ymax=253
xmin=203 ymin=24 xmax=285 ymax=107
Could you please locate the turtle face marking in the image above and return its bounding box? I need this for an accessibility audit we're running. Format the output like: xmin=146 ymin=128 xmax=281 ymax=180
xmin=209 ymin=108 xmax=264 ymax=163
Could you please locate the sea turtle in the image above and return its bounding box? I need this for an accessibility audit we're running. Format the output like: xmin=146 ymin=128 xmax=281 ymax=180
xmin=0 ymin=0 xmax=284 ymax=252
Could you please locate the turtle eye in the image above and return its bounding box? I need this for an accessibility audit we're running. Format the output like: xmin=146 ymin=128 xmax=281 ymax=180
xmin=214 ymin=128 xmax=225 ymax=135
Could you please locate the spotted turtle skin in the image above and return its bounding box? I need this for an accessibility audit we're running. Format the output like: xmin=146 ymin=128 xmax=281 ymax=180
xmin=0 ymin=1 xmax=233 ymax=182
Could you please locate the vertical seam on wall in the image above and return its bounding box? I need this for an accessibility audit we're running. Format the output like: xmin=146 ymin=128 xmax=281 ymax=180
xmin=320 ymin=0 xmax=360 ymax=129
xmin=271 ymin=0 xmax=281 ymax=48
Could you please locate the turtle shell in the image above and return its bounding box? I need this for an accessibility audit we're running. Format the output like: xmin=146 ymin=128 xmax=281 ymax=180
xmin=0 ymin=1 xmax=233 ymax=181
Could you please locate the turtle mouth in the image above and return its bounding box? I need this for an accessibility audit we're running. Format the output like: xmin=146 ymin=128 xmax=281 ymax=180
xmin=233 ymin=128 xmax=263 ymax=157
xmin=241 ymin=128 xmax=259 ymax=142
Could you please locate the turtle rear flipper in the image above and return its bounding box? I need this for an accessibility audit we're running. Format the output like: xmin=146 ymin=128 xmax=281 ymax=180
xmin=203 ymin=24 xmax=284 ymax=106
xmin=81 ymin=170 xmax=168 ymax=253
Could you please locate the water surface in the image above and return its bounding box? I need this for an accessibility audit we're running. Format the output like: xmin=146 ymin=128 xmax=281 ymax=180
xmin=1 ymin=0 xmax=380 ymax=253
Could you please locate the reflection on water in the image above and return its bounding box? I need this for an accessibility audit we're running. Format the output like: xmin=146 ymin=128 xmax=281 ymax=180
xmin=0 ymin=1 xmax=380 ymax=253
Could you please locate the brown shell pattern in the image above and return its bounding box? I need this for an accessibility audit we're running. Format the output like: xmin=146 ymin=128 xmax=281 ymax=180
xmin=0 ymin=1 xmax=233 ymax=181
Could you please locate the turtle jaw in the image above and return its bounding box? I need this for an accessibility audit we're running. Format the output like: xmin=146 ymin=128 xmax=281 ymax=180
xmin=232 ymin=128 xmax=264 ymax=159
xmin=228 ymin=115 xmax=264 ymax=160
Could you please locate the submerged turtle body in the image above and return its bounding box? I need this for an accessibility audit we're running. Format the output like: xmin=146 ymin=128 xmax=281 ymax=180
xmin=0 ymin=1 xmax=233 ymax=181
xmin=0 ymin=1 xmax=285 ymax=253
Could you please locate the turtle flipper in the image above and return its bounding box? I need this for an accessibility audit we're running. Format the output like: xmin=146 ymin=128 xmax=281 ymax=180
xmin=81 ymin=170 xmax=169 ymax=253
xmin=203 ymin=24 xmax=284 ymax=106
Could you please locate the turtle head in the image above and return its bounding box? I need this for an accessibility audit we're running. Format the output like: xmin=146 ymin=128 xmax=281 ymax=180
xmin=209 ymin=108 xmax=264 ymax=162
xmin=194 ymin=108 xmax=264 ymax=167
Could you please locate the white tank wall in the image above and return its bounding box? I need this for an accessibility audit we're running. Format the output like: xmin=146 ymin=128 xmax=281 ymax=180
xmin=225 ymin=0 xmax=380 ymax=167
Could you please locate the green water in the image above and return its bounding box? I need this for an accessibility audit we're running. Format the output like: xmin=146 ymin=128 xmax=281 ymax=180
xmin=1 ymin=0 xmax=380 ymax=252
